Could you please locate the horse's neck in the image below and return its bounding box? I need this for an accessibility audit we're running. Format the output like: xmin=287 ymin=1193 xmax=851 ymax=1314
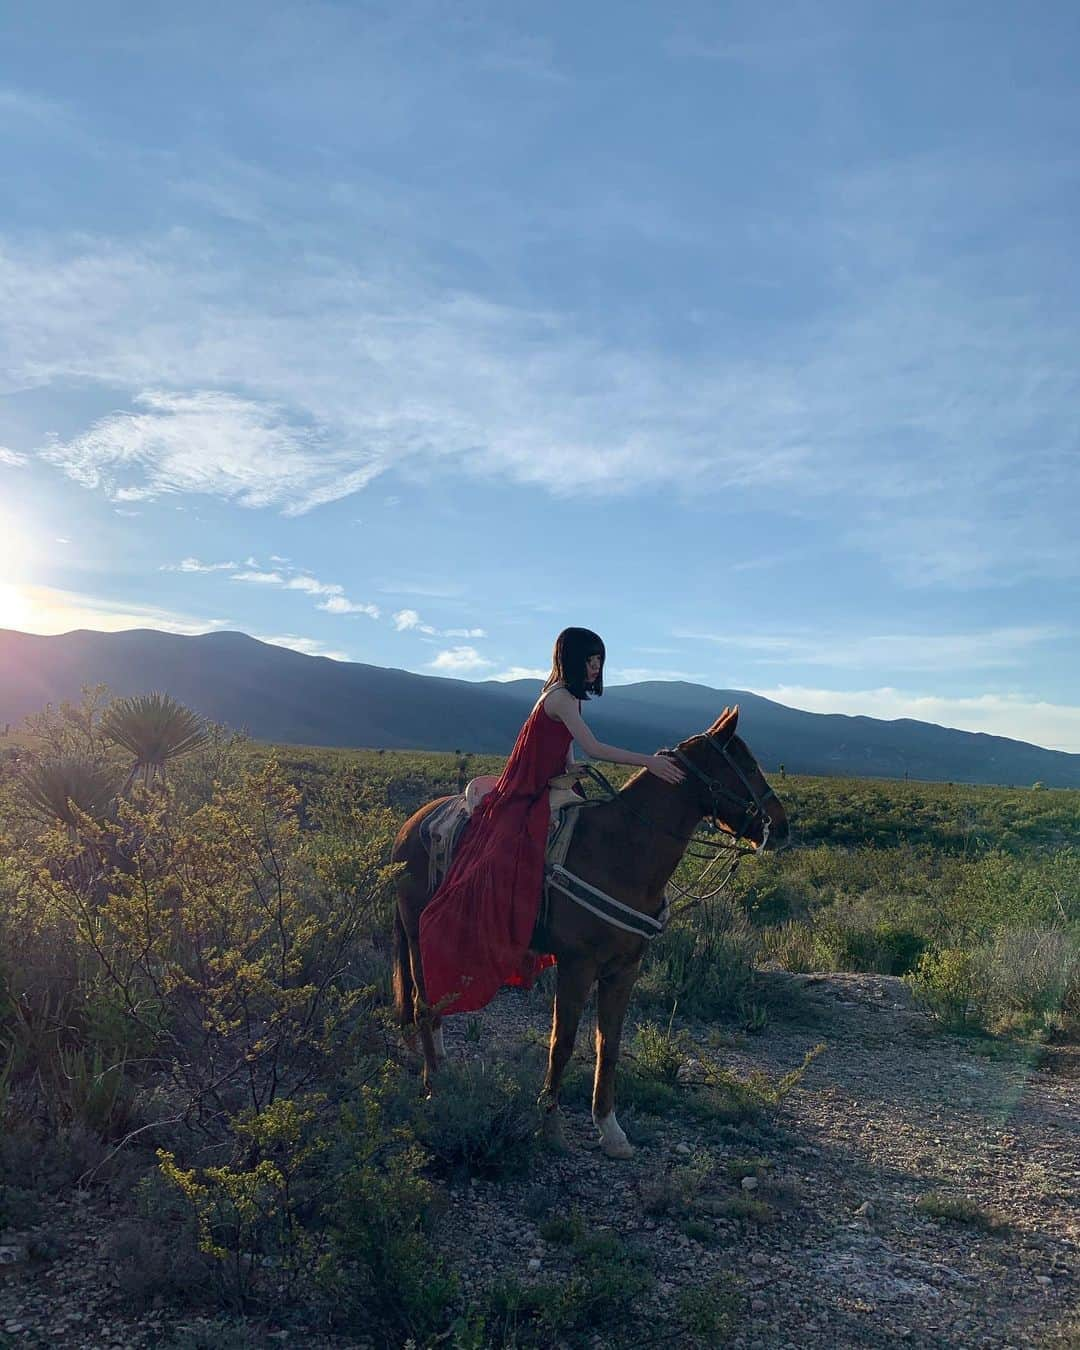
xmin=616 ymin=772 xmax=703 ymax=890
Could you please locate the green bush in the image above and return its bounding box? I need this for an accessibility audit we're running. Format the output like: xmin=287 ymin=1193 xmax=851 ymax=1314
xmin=906 ymin=947 xmax=983 ymax=1030
xmin=411 ymin=1054 xmax=540 ymax=1178
xmin=637 ymin=900 xmax=757 ymax=1020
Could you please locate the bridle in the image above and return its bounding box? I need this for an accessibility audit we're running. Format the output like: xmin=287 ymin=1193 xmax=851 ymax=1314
xmin=578 ymin=727 xmax=778 ymax=909
xmin=665 ymin=729 xmax=776 ymax=853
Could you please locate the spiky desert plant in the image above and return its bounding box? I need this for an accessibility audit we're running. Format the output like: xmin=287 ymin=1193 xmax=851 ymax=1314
xmin=101 ymin=692 xmax=208 ymax=791
xmin=19 ymin=754 xmax=120 ymax=829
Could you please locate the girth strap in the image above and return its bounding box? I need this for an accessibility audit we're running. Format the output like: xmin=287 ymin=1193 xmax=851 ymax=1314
xmin=545 ymin=862 xmax=668 ymax=940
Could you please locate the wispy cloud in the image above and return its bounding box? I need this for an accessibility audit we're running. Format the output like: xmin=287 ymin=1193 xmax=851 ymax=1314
xmin=393 ymin=608 xmax=484 ymax=638
xmin=161 ymin=557 xmax=239 ymax=573
xmin=607 ymin=667 xmax=707 ymax=684
xmin=169 ymin=558 xmax=381 ymax=619
xmin=759 ymin=685 xmax=1080 ymax=755
xmin=489 ymin=665 xmax=548 ymax=682
xmin=254 ymin=633 xmax=352 ymax=662
xmin=0 ymin=583 xmax=229 ymax=637
xmin=676 ymin=625 xmax=1068 ymax=673
xmin=232 ymin=569 xmax=286 ymax=585
xmin=318 ymin=596 xmax=380 ymax=616
xmin=0 ymin=447 xmax=28 ymax=467
xmin=428 ymin=646 xmax=494 ymax=675
xmin=3 ymin=57 xmax=1077 ymax=591
xmin=38 ymin=389 xmax=386 ymax=516
xmin=377 ymin=580 xmax=466 ymax=599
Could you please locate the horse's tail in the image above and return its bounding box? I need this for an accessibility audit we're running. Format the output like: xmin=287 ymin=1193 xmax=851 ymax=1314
xmin=392 ymin=910 xmax=415 ymax=1030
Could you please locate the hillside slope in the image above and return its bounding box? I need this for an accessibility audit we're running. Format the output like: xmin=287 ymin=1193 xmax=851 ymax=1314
xmin=2 ymin=627 xmax=1078 ymax=787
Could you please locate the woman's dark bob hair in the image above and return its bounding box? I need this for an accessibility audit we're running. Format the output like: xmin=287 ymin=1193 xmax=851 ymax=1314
xmin=543 ymin=627 xmax=605 ymax=700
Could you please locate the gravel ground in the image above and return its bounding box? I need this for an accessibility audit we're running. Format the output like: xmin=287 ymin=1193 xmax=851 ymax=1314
xmin=1 ymin=970 xmax=1076 ymax=1349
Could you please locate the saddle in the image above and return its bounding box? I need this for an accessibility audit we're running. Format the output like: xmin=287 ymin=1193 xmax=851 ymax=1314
xmin=420 ymin=772 xmax=589 ymax=897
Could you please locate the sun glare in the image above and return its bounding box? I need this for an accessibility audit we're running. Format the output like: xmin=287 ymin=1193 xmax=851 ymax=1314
xmin=0 ymin=584 xmax=34 ymax=631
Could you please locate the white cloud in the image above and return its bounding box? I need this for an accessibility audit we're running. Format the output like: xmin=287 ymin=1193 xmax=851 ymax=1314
xmin=428 ymin=646 xmax=495 ymax=674
xmin=489 ymin=666 xmax=548 ymax=682
xmin=394 ymin=608 xmax=483 ymax=637
xmin=0 ymin=582 xmax=229 ymax=637
xmin=317 ymin=596 xmax=380 ymax=617
xmin=255 ymin=633 xmax=353 ymax=661
xmin=758 ymin=685 xmax=1080 ymax=755
xmin=3 ymin=156 xmax=1077 ymax=583
xmin=231 ymin=569 xmax=286 ymax=585
xmin=36 ymin=388 xmax=387 ymax=516
xmin=0 ymin=447 xmax=28 ymax=466
xmin=175 ymin=561 xmax=378 ymax=620
xmin=286 ymin=575 xmax=344 ymax=597
xmin=161 ymin=557 xmax=239 ymax=573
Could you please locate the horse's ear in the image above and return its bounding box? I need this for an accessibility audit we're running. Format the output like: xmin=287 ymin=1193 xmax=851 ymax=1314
xmin=708 ymin=705 xmax=735 ymax=736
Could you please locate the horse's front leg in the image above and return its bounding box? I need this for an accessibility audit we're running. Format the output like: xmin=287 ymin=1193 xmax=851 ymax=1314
xmin=539 ymin=956 xmax=596 ymax=1148
xmin=593 ymin=960 xmax=641 ymax=1159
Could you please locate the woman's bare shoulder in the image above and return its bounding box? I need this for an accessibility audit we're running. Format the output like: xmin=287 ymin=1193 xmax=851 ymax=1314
xmin=540 ymin=686 xmax=576 ymax=720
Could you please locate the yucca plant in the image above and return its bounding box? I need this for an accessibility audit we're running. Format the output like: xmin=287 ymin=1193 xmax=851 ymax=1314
xmin=101 ymin=692 xmax=208 ymax=791
xmin=19 ymin=754 xmax=120 ymax=829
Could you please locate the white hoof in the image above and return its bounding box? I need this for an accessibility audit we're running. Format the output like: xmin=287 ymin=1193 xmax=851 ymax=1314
xmin=595 ymin=1112 xmax=634 ymax=1160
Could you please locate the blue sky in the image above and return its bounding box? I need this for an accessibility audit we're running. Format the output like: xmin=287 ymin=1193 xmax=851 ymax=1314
xmin=2 ymin=1 xmax=1079 ymax=751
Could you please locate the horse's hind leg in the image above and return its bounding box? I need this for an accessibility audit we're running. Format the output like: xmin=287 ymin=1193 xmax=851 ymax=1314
xmin=405 ymin=930 xmax=446 ymax=1088
xmin=592 ymin=961 xmax=641 ymax=1160
xmin=540 ymin=957 xmax=595 ymax=1146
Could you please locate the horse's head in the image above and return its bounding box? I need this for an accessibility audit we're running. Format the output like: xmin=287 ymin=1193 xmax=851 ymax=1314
xmin=670 ymin=706 xmax=789 ymax=851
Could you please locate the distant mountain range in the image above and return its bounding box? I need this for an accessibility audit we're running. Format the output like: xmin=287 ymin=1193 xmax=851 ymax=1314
xmin=1 ymin=626 xmax=1078 ymax=788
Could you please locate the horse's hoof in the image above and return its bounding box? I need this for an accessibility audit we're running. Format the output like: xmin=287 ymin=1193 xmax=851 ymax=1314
xmin=595 ymin=1112 xmax=634 ymax=1160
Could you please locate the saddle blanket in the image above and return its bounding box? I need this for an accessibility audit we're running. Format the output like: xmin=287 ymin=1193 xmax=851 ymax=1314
xmin=420 ymin=791 xmax=583 ymax=897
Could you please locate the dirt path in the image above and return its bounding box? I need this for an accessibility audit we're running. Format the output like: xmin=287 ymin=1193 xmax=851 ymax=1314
xmin=440 ymin=969 xmax=1078 ymax=1350
xmin=1 ymin=972 xmax=1076 ymax=1348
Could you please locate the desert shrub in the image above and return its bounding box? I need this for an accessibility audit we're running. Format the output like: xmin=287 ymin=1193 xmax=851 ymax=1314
xmin=411 ymin=1053 xmax=540 ymax=1178
xmin=906 ymin=947 xmax=984 ymax=1030
xmin=908 ymin=927 xmax=1078 ymax=1035
xmin=914 ymin=1191 xmax=1002 ymax=1230
xmin=6 ymin=756 xmax=401 ymax=1137
xmin=640 ymin=1151 xmax=714 ymax=1217
xmin=631 ymin=1018 xmax=690 ymax=1083
xmin=985 ymin=925 xmax=1080 ymax=1033
xmin=156 ymin=1094 xmax=331 ymax=1309
xmin=104 ymin=1210 xmax=217 ymax=1312
xmin=483 ymin=1217 xmax=652 ymax=1345
xmin=763 ymin=915 xmax=926 ymax=975
xmin=325 ymin=1073 xmax=457 ymax=1340
xmin=676 ymin=1275 xmax=742 ymax=1337
xmin=637 ymin=900 xmax=757 ymax=1020
xmin=149 ymin=1065 xmax=455 ymax=1337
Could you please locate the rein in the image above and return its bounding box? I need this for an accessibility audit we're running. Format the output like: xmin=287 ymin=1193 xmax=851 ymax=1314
xmin=579 ymin=735 xmax=771 ymax=909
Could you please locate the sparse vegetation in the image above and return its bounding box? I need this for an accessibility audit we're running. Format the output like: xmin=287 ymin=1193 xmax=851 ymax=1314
xmin=914 ymin=1191 xmax=1003 ymax=1230
xmin=0 ymin=687 xmax=1076 ymax=1344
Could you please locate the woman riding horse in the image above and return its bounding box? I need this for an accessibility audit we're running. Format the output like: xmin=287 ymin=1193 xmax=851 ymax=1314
xmin=393 ymin=630 xmax=789 ymax=1157
xmin=418 ymin=627 xmax=684 ymax=1019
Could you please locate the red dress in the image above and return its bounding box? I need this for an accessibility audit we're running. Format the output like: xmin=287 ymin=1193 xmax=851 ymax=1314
xmin=418 ymin=698 xmax=569 ymax=1014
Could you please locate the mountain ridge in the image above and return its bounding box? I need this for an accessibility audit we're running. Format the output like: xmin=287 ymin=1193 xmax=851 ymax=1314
xmin=1 ymin=626 xmax=1077 ymax=787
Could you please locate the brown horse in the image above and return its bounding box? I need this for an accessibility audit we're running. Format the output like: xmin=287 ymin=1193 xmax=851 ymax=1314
xmin=391 ymin=706 xmax=789 ymax=1158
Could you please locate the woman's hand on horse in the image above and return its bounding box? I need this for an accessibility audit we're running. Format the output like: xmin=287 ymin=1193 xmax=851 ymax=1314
xmin=646 ymin=754 xmax=684 ymax=785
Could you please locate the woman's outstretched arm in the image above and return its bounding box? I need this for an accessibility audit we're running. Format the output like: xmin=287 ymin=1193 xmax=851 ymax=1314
xmin=543 ymin=689 xmax=684 ymax=785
